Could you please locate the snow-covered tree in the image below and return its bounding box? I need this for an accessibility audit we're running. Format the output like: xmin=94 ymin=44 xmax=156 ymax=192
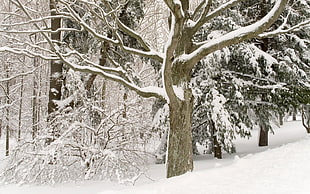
xmin=191 ymin=0 xmax=310 ymax=156
xmin=1 ymin=0 xmax=305 ymax=178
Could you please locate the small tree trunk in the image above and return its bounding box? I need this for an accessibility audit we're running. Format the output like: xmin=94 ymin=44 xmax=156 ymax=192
xmin=302 ymin=105 xmax=310 ymax=133
xmin=211 ymin=121 xmax=222 ymax=159
xmin=32 ymin=64 xmax=38 ymax=139
xmin=292 ymin=107 xmax=297 ymax=121
xmin=258 ymin=124 xmax=268 ymax=146
xmin=279 ymin=112 xmax=284 ymax=126
xmin=166 ymin=91 xmax=193 ymax=178
xmin=5 ymin=68 xmax=10 ymax=156
xmin=5 ymin=124 xmax=9 ymax=156
xmin=32 ymin=32 xmax=39 ymax=139
xmin=18 ymin=74 xmax=24 ymax=141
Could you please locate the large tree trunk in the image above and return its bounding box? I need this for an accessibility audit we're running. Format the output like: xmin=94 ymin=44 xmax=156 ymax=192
xmin=48 ymin=0 xmax=63 ymax=114
xmin=166 ymin=88 xmax=193 ymax=178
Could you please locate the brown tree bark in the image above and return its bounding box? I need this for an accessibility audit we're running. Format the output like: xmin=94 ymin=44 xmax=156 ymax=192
xmin=166 ymin=88 xmax=194 ymax=178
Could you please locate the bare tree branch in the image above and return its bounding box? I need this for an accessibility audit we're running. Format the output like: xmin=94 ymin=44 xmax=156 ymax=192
xmin=192 ymin=0 xmax=212 ymax=22
xmin=0 ymin=67 xmax=39 ymax=82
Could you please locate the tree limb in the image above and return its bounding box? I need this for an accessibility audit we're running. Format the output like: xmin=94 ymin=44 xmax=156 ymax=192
xmin=258 ymin=19 xmax=310 ymax=39
xmin=163 ymin=0 xmax=184 ymax=19
xmin=191 ymin=0 xmax=246 ymax=34
xmin=185 ymin=0 xmax=288 ymax=69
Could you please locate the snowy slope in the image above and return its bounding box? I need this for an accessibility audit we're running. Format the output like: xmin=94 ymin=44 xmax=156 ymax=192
xmin=105 ymin=136 xmax=310 ymax=194
xmin=0 ymin=121 xmax=309 ymax=194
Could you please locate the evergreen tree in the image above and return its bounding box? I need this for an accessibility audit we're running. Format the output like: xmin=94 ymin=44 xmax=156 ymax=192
xmin=192 ymin=0 xmax=310 ymax=156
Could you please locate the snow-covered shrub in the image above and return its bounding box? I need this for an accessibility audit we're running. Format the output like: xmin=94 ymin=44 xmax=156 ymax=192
xmin=0 ymin=71 xmax=152 ymax=185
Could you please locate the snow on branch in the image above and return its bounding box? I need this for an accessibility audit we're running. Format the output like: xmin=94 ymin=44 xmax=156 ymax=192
xmin=0 ymin=15 xmax=71 ymax=27
xmin=184 ymin=0 xmax=288 ymax=69
xmin=0 ymin=68 xmax=39 ymax=82
xmin=58 ymin=0 xmax=163 ymax=62
xmin=4 ymin=0 xmax=166 ymax=102
xmin=191 ymin=0 xmax=212 ymax=26
xmin=0 ymin=102 xmax=15 ymax=110
xmin=58 ymin=1 xmax=119 ymax=45
xmin=55 ymin=49 xmax=166 ymax=100
xmin=0 ymin=28 xmax=82 ymax=34
xmin=259 ymin=19 xmax=310 ymax=39
xmin=0 ymin=46 xmax=57 ymax=61
xmin=191 ymin=0 xmax=246 ymax=33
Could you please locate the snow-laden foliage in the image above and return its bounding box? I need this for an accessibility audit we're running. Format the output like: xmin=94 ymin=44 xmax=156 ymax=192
xmin=190 ymin=0 xmax=310 ymax=156
xmin=192 ymin=57 xmax=252 ymax=154
xmin=0 ymin=70 xmax=152 ymax=185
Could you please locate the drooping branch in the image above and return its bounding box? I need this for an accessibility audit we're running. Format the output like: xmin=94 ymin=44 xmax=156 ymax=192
xmin=56 ymin=50 xmax=166 ymax=100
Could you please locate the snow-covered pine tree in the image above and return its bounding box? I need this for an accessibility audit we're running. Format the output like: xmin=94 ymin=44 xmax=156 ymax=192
xmin=192 ymin=0 xmax=310 ymax=155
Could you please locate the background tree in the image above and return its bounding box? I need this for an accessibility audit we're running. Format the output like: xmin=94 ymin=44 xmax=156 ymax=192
xmin=48 ymin=0 xmax=64 ymax=118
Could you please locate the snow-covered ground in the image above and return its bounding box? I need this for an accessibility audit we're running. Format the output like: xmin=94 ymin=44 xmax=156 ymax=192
xmin=0 ymin=120 xmax=309 ymax=194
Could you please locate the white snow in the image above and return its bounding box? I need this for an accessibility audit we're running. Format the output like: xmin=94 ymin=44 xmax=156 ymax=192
xmin=0 ymin=120 xmax=309 ymax=194
xmin=172 ymin=85 xmax=184 ymax=100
